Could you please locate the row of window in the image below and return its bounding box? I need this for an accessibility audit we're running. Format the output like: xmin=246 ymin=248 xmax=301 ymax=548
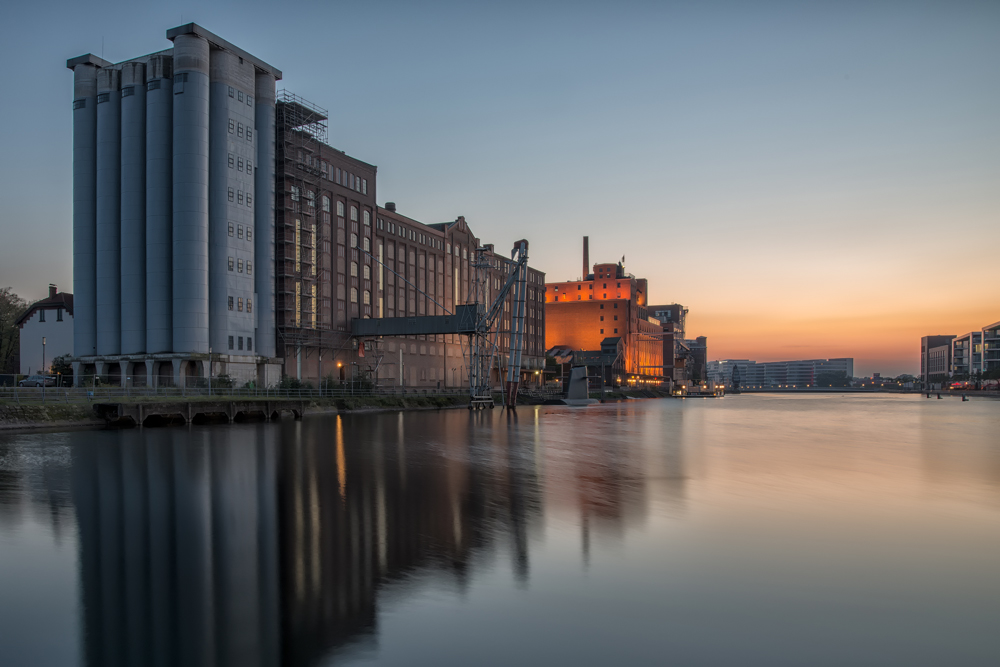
xmin=227 ymin=119 xmax=253 ymax=142
xmin=599 ymin=329 xmax=619 ymax=335
xmin=292 ymin=190 xmax=369 ymax=225
xmin=228 ymin=188 xmax=253 ymax=207
xmin=227 ymin=86 xmax=253 ymax=107
xmin=227 ymin=257 xmax=253 ymax=274
xmin=553 ymin=281 xmax=625 ymax=291
xmin=36 ymin=308 xmax=64 ymax=323
xmin=228 ymin=335 xmax=252 ymax=351
xmin=228 ymin=223 xmax=253 ymax=241
xmin=228 ymin=296 xmax=253 ymax=313
xmin=228 ymin=153 xmax=253 ymax=173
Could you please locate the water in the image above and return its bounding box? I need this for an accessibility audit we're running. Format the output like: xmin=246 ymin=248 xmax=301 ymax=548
xmin=1 ymin=394 xmax=998 ymax=666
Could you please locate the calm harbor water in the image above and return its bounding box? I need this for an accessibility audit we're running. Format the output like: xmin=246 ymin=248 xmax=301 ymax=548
xmin=1 ymin=394 xmax=998 ymax=666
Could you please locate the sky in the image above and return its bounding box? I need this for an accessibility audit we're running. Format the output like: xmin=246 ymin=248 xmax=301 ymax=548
xmin=0 ymin=0 xmax=996 ymax=376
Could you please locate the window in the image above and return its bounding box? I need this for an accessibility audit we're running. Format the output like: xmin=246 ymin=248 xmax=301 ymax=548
xmin=228 ymin=222 xmax=234 ymax=237
xmin=228 ymin=86 xmax=235 ymax=98
xmin=247 ymin=261 xmax=252 ymax=275
xmin=238 ymin=191 xmax=243 ymax=204
xmin=350 ymin=287 xmax=358 ymax=303
xmin=247 ymin=95 xmax=253 ymax=107
xmin=336 ymin=167 xmax=341 ymax=183
xmin=238 ymin=157 xmax=243 ymax=172
xmin=238 ymin=297 xmax=243 ymax=312
xmin=38 ymin=309 xmax=45 ymax=323
xmin=246 ymin=227 xmax=253 ymax=242
xmin=363 ymin=290 xmax=371 ymax=305
xmin=291 ymin=186 xmax=300 ymax=202
xmin=337 ymin=201 xmax=344 ymax=217
xmin=614 ymin=303 xmax=618 ymax=309
xmin=247 ymin=299 xmax=252 ymax=313
xmin=238 ymin=258 xmax=244 ymax=273
xmin=228 ymin=153 xmax=234 ymax=168
xmin=350 ymin=206 xmax=358 ymax=221
xmin=322 ymin=196 xmax=330 ymax=212
xmin=228 ymin=257 xmax=234 ymax=271
xmin=246 ymin=128 xmax=252 ymax=142
xmin=228 ymin=119 xmax=235 ymax=133
xmin=350 ymin=233 xmax=358 ymax=248
xmin=56 ymin=309 xmax=63 ymax=322
xmin=237 ymin=123 xmax=243 ymax=138
xmin=600 ymin=329 xmax=604 ymax=334
xmin=228 ymin=296 xmax=234 ymax=311
xmin=600 ymin=304 xmax=604 ymax=309
xmin=614 ymin=328 xmax=618 ymax=334
xmin=228 ymin=335 xmax=234 ymax=350
xmin=247 ymin=160 xmax=252 ymax=172
xmin=246 ymin=193 xmax=252 ymax=206
xmin=600 ymin=316 xmax=604 ymax=321
xmin=363 ymin=265 xmax=371 ymax=280
xmin=247 ymin=337 xmax=252 ymax=351
xmin=363 ymin=237 xmax=370 ymax=252
xmin=614 ymin=315 xmax=618 ymax=321
xmin=362 ymin=179 xmax=368 ymax=194
xmin=238 ymin=336 xmax=243 ymax=350
xmin=306 ymin=190 xmax=315 ymax=208
xmin=228 ymin=188 xmax=234 ymax=202
xmin=363 ymin=210 xmax=370 ymax=226
xmin=238 ymin=90 xmax=244 ymax=102
xmin=237 ymin=224 xmax=243 ymax=239
xmin=351 ymin=262 xmax=358 ymax=277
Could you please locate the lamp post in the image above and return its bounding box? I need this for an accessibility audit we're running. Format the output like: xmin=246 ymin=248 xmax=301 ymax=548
xmin=208 ymin=346 xmax=212 ymax=396
xmin=41 ymin=337 xmax=46 ymax=375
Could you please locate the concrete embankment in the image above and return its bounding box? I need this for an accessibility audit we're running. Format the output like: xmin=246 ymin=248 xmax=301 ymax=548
xmin=0 ymin=394 xmax=473 ymax=432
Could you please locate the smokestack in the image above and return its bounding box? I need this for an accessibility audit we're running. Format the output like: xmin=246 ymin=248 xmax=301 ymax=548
xmin=583 ymin=236 xmax=589 ymax=279
xmin=49 ymin=284 xmax=57 ymax=299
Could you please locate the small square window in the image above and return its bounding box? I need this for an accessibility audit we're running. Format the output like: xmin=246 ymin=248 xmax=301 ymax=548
xmin=238 ymin=123 xmax=244 ymax=138
xmin=600 ymin=316 xmax=604 ymax=321
xmin=614 ymin=329 xmax=618 ymax=334
xmin=228 ymin=153 xmax=234 ymax=168
xmin=238 ymin=158 xmax=243 ymax=172
xmin=246 ymin=128 xmax=252 ymax=142
xmin=247 ymin=227 xmax=253 ymax=242
xmin=246 ymin=160 xmax=252 ymax=172
xmin=228 ymin=335 xmax=234 ymax=349
xmin=246 ymin=194 xmax=252 ymax=206
xmin=238 ymin=191 xmax=243 ymax=204
xmin=228 ymin=296 xmax=234 ymax=311
xmin=228 ymin=222 xmax=234 ymax=237
xmin=228 ymin=86 xmax=235 ymax=98
xmin=228 ymin=188 xmax=234 ymax=202
xmin=237 ymin=225 xmax=243 ymax=239
xmin=228 ymin=119 xmax=235 ymax=133
xmin=600 ymin=328 xmax=604 ymax=334
xmin=247 ymin=95 xmax=253 ymax=107
xmin=238 ymin=90 xmax=244 ymax=102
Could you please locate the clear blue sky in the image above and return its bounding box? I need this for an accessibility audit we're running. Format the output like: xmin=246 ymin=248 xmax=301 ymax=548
xmin=1 ymin=0 xmax=997 ymax=375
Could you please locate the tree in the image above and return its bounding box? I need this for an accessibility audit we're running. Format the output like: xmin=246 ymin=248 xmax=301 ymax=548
xmin=0 ymin=287 xmax=27 ymax=374
xmin=51 ymin=355 xmax=73 ymax=386
xmin=815 ymin=371 xmax=851 ymax=387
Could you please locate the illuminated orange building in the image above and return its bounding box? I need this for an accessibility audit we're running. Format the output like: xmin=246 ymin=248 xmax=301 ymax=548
xmin=544 ymin=239 xmax=664 ymax=382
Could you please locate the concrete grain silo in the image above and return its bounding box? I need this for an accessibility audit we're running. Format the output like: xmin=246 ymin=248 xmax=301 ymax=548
xmin=67 ymin=24 xmax=282 ymax=387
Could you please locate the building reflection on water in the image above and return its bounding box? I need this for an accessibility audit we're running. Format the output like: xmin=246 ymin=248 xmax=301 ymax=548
xmin=68 ymin=411 xmax=564 ymax=666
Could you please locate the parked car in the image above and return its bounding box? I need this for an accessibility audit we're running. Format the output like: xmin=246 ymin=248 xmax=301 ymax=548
xmin=18 ymin=375 xmax=56 ymax=387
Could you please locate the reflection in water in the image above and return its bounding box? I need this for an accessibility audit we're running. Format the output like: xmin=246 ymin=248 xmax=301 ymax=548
xmin=69 ymin=412 xmax=557 ymax=666
xmin=5 ymin=395 xmax=998 ymax=666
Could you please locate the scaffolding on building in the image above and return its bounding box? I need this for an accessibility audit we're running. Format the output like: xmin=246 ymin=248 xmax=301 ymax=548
xmin=275 ymin=91 xmax=343 ymax=372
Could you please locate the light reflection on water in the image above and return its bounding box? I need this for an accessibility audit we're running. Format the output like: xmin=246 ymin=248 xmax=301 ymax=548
xmin=0 ymin=394 xmax=998 ymax=666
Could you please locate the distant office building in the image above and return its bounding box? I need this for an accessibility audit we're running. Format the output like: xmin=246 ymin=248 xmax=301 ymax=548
xmin=982 ymin=321 xmax=1000 ymax=376
xmin=649 ymin=304 xmax=687 ymax=339
xmin=920 ymin=335 xmax=956 ymax=386
xmin=951 ymin=332 xmax=983 ymax=377
xmin=67 ymin=24 xmax=281 ymax=386
xmin=708 ymin=357 xmax=854 ymax=387
xmin=545 ymin=238 xmax=663 ymax=382
xmin=16 ymin=285 xmax=74 ymax=375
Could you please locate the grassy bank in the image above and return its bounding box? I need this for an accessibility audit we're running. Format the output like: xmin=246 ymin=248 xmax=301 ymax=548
xmin=0 ymin=403 xmax=103 ymax=431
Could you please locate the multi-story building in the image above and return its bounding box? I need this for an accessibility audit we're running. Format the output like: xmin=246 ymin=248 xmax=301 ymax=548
xmin=982 ymin=321 xmax=1000 ymax=376
xmin=920 ymin=335 xmax=956 ymax=386
xmin=271 ymin=95 xmax=547 ymax=388
xmin=16 ymin=285 xmax=74 ymax=375
xmin=545 ymin=242 xmax=663 ymax=383
xmin=67 ymin=24 xmax=545 ymax=390
xmin=951 ymin=332 xmax=983 ymax=378
xmin=708 ymin=357 xmax=854 ymax=387
xmin=67 ymin=24 xmax=282 ymax=386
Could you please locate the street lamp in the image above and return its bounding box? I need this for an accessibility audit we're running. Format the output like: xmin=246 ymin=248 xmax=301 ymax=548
xmin=41 ymin=337 xmax=46 ymax=375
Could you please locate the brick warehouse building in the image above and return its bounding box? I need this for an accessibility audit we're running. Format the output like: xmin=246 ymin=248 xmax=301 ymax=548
xmin=275 ymin=94 xmax=545 ymax=388
xmin=545 ymin=239 xmax=664 ymax=384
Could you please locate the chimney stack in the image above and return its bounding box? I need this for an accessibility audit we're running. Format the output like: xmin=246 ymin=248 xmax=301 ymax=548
xmin=49 ymin=284 xmax=57 ymax=299
xmin=583 ymin=236 xmax=589 ymax=279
